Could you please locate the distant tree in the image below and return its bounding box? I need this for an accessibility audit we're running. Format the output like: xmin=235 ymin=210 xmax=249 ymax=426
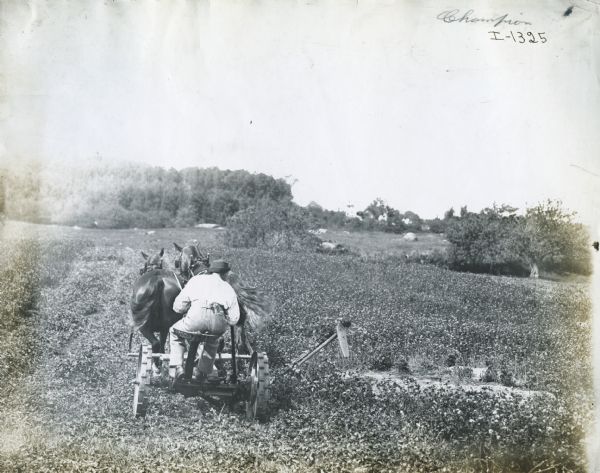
xmin=324 ymin=210 xmax=349 ymax=228
xmin=346 ymin=216 xmax=364 ymax=230
xmin=365 ymin=198 xmax=387 ymax=220
xmin=174 ymin=205 xmax=197 ymax=227
xmin=224 ymin=201 xmax=317 ymax=250
xmin=191 ymin=190 xmax=211 ymax=221
xmin=402 ymin=210 xmax=422 ymax=232
xmin=305 ymin=201 xmax=326 ymax=228
xmin=1 ymin=161 xmax=294 ymax=228
xmin=353 ymin=199 xmax=425 ymax=233
xmin=384 ymin=207 xmax=406 ymax=233
xmin=516 ymin=200 xmax=591 ymax=277
xmin=443 ymin=207 xmax=455 ymax=221
xmin=427 ymin=217 xmax=446 ymax=234
xmin=445 ymin=201 xmax=590 ymax=277
xmin=210 ymin=190 xmax=240 ymax=225
xmin=446 ymin=205 xmax=524 ymax=275
xmin=89 ymin=203 xmax=133 ymax=229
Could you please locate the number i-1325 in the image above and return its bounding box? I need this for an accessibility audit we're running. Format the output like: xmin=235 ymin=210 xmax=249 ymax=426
xmin=488 ymin=31 xmax=547 ymax=43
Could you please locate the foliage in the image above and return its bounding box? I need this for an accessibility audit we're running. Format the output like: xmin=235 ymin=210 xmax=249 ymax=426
xmin=2 ymin=159 xmax=292 ymax=228
xmin=304 ymin=201 xmax=349 ymax=229
xmin=0 ymin=237 xmax=92 ymax=400
xmin=446 ymin=204 xmax=525 ymax=275
xmin=446 ymin=202 xmax=591 ymax=276
xmin=354 ymin=198 xmax=422 ymax=233
xmin=223 ymin=201 xmax=319 ymax=250
xmin=426 ymin=217 xmax=446 ymax=233
xmin=519 ymin=200 xmax=591 ymax=275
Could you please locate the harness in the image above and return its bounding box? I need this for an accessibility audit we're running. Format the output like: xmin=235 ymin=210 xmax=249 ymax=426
xmin=139 ymin=261 xmax=163 ymax=275
xmin=175 ymin=251 xmax=210 ymax=281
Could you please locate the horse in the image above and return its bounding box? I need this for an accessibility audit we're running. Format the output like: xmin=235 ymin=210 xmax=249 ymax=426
xmin=129 ymin=249 xmax=189 ymax=369
xmin=173 ymin=242 xmax=210 ymax=280
xmin=139 ymin=248 xmax=164 ymax=274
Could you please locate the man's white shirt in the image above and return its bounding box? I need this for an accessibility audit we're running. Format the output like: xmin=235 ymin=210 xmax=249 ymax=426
xmin=173 ymin=273 xmax=240 ymax=326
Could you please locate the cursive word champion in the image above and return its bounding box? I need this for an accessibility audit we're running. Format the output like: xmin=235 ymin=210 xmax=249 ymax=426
xmin=437 ymin=9 xmax=532 ymax=28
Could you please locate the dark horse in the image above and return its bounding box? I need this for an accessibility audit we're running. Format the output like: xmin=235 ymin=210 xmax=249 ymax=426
xmin=139 ymin=248 xmax=164 ymax=274
xmin=129 ymin=244 xmax=210 ymax=368
xmin=173 ymin=242 xmax=210 ymax=278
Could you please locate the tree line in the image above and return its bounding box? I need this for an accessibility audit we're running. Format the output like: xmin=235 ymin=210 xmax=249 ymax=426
xmin=1 ymin=159 xmax=292 ymax=228
xmin=1 ymin=160 xmax=591 ymax=277
xmin=227 ymin=198 xmax=591 ymax=277
xmin=304 ymin=198 xmax=452 ymax=234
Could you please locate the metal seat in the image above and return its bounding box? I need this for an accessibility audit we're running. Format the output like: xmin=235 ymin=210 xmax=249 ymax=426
xmin=172 ymin=328 xmax=220 ymax=344
xmin=172 ymin=329 xmax=221 ymax=382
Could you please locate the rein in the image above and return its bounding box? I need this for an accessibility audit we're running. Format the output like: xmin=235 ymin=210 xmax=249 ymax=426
xmin=172 ymin=272 xmax=183 ymax=291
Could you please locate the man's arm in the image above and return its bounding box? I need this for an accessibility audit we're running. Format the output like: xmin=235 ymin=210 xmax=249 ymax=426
xmin=173 ymin=283 xmax=192 ymax=314
xmin=225 ymin=287 xmax=240 ymax=326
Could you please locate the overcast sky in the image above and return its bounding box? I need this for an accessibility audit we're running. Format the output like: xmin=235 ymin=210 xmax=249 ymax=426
xmin=1 ymin=0 xmax=599 ymax=223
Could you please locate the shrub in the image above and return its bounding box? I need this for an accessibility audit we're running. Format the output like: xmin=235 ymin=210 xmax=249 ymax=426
xmin=422 ymin=249 xmax=450 ymax=268
xmin=446 ymin=202 xmax=591 ymax=277
xmin=427 ymin=218 xmax=446 ymax=234
xmin=224 ymin=201 xmax=319 ymax=250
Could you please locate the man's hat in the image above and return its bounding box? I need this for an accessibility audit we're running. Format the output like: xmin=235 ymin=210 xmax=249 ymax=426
xmin=207 ymin=259 xmax=231 ymax=274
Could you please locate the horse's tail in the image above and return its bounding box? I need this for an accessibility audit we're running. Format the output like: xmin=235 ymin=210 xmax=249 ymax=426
xmin=130 ymin=276 xmax=165 ymax=331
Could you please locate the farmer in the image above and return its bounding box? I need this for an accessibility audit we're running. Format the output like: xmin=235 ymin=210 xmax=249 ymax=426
xmin=169 ymin=259 xmax=240 ymax=380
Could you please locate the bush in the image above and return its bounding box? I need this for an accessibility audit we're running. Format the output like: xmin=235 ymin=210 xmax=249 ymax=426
xmin=422 ymin=249 xmax=450 ymax=268
xmin=445 ymin=206 xmax=522 ymax=275
xmin=427 ymin=218 xmax=446 ymax=234
xmin=445 ymin=202 xmax=591 ymax=277
xmin=224 ymin=201 xmax=319 ymax=250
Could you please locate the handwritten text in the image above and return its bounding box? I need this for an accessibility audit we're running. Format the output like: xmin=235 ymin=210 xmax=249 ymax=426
xmin=489 ymin=31 xmax=547 ymax=43
xmin=437 ymin=9 xmax=532 ymax=28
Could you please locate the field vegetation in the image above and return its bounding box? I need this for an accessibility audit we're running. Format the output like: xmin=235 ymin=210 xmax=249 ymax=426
xmin=0 ymin=221 xmax=594 ymax=472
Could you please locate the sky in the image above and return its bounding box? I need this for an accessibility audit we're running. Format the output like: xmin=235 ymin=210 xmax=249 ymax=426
xmin=1 ymin=0 xmax=599 ymax=224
